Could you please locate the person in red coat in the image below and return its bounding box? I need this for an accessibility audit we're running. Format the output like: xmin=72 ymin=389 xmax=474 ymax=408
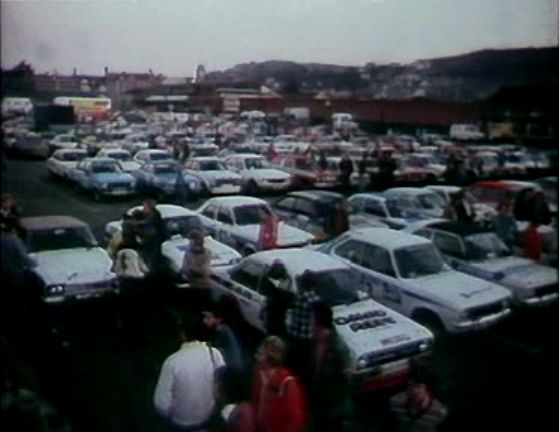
xmin=258 ymin=207 xmax=279 ymax=250
xmin=252 ymin=336 xmax=307 ymax=432
xmin=522 ymin=222 xmax=542 ymax=261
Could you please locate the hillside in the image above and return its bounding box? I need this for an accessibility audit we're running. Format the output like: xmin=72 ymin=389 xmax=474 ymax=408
xmin=204 ymin=46 xmax=558 ymax=102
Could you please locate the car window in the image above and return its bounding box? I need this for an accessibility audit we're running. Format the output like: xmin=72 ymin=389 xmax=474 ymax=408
xmin=217 ymin=208 xmax=234 ymax=225
xmin=433 ymin=232 xmax=464 ymax=257
xmin=361 ymin=243 xmax=396 ymax=277
xmin=201 ymin=204 xmax=218 ymax=219
xmin=27 ymin=227 xmax=98 ymax=252
xmin=293 ymin=198 xmax=316 ymax=217
xmin=364 ymin=199 xmax=388 ymax=217
xmin=394 ymin=244 xmax=444 ymax=278
xmin=275 ymin=196 xmax=296 ymax=212
xmin=333 ymin=239 xmax=364 ymax=265
xmin=230 ymin=261 xmax=264 ymax=290
xmin=166 ymin=216 xmax=203 ymax=237
xmin=234 ymin=205 xmax=269 ymax=225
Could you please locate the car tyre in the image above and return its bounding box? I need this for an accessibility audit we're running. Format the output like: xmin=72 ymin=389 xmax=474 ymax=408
xmin=412 ymin=309 xmax=445 ymax=336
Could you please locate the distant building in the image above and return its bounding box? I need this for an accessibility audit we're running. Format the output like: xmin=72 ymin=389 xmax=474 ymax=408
xmin=193 ymin=64 xmax=207 ymax=83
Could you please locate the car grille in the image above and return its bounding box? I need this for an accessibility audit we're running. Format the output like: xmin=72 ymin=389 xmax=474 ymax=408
xmin=365 ymin=342 xmax=424 ymax=368
xmin=108 ymin=182 xmax=133 ymax=190
xmin=533 ymin=284 xmax=558 ymax=297
xmin=467 ymin=302 xmax=505 ymax=320
xmin=215 ymin=178 xmax=237 ymax=186
xmin=267 ymin=178 xmax=287 ymax=184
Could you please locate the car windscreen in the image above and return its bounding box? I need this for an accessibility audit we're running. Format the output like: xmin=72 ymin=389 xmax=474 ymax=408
xmin=385 ymin=199 xmax=403 ymax=217
xmin=416 ymin=192 xmax=445 ymax=210
xmin=464 ymin=232 xmax=511 ymax=260
xmin=165 ymin=216 xmax=203 ymax=237
xmin=27 ymin=227 xmax=98 ymax=252
xmin=298 ymin=269 xmax=359 ymax=306
xmin=150 ymin=153 xmax=171 ymax=161
xmin=64 ymin=152 xmax=86 ymax=161
xmin=91 ymin=162 xmax=120 ymax=173
xmin=108 ymin=152 xmax=131 ymax=161
xmin=394 ymin=244 xmax=445 ymax=278
xmin=199 ymin=160 xmax=224 ymax=171
xmin=245 ymin=158 xmax=269 ymax=169
xmin=153 ymin=165 xmax=176 ymax=175
xmin=233 ymin=205 xmax=270 ymax=225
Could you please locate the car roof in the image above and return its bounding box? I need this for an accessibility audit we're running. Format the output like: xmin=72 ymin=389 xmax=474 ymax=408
xmin=127 ymin=204 xmax=196 ymax=218
xmin=384 ymin=187 xmax=432 ymax=196
xmin=250 ymin=248 xmax=348 ymax=277
xmin=224 ymin=153 xmax=263 ymax=159
xmin=137 ymin=149 xmax=169 ymax=153
xmin=345 ymin=227 xmax=431 ymax=249
xmin=349 ymin=192 xmax=386 ymax=201
xmin=190 ymin=156 xmax=220 ymax=161
xmin=286 ymin=190 xmax=344 ymax=202
xmin=22 ymin=216 xmax=89 ymax=231
xmin=84 ymin=157 xmax=118 ymax=163
xmin=425 ymin=185 xmax=460 ymax=192
xmin=52 ymin=148 xmax=87 ymax=155
xmin=427 ymin=220 xmax=492 ymax=236
xmin=205 ymin=196 xmax=266 ymax=208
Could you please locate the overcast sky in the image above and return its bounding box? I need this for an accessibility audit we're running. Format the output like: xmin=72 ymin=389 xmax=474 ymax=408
xmin=2 ymin=0 xmax=557 ymax=76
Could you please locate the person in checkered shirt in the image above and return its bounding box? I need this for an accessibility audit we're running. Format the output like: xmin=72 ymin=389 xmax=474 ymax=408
xmin=286 ymin=271 xmax=321 ymax=389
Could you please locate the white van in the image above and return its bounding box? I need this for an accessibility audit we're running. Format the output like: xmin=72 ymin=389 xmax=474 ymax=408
xmin=449 ymin=124 xmax=485 ymax=141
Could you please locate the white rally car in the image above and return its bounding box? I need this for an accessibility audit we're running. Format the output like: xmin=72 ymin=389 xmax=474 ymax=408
xmin=105 ymin=204 xmax=240 ymax=274
xmin=317 ymin=228 xmax=512 ymax=333
xmin=46 ymin=148 xmax=88 ymax=180
xmin=196 ymin=196 xmax=315 ymax=256
xmin=183 ymin=157 xmax=243 ymax=195
xmin=405 ymin=220 xmax=559 ymax=307
xmin=22 ymin=216 xmax=118 ymax=304
xmin=95 ymin=148 xmax=142 ymax=172
xmin=210 ymin=249 xmax=434 ymax=392
xmin=223 ymin=153 xmax=292 ymax=194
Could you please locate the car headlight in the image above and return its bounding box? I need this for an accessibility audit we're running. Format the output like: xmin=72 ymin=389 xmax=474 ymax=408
xmin=356 ymin=357 xmax=369 ymax=370
xmin=418 ymin=340 xmax=432 ymax=352
xmin=188 ymin=181 xmax=198 ymax=191
xmin=46 ymin=284 xmax=65 ymax=295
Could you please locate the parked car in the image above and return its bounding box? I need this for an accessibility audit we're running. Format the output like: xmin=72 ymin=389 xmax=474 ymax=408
xmin=210 ymin=248 xmax=434 ymax=392
xmin=7 ymin=131 xmax=50 ymax=159
xmin=317 ymin=227 xmax=512 ymax=332
xmin=347 ymin=193 xmax=428 ymax=230
xmin=223 ymin=153 xmax=292 ymax=194
xmin=132 ymin=161 xmax=202 ymax=199
xmin=67 ymin=158 xmax=137 ymax=200
xmin=271 ymin=155 xmax=338 ymax=189
xmin=133 ymin=149 xmax=174 ymax=164
xmin=120 ymin=133 xmax=150 ymax=154
xmin=95 ymin=148 xmax=141 ymax=172
xmin=404 ymin=153 xmax=446 ymax=181
xmin=383 ymin=187 xmax=447 ymax=219
xmin=48 ymin=134 xmax=80 ymax=153
xmin=196 ymin=196 xmax=315 ymax=255
xmin=183 ymin=157 xmax=243 ymax=195
xmin=424 ymin=185 xmax=496 ymax=222
xmin=46 ymin=148 xmax=88 ymax=180
xmin=325 ymin=156 xmax=362 ymax=188
xmin=405 ymin=220 xmax=559 ymax=307
xmin=22 ymin=216 xmax=118 ymax=304
xmin=104 ymin=203 xmax=240 ymax=281
xmin=273 ymin=190 xmax=348 ymax=242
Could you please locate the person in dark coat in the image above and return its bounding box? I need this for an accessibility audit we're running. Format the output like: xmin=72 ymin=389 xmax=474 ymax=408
xmin=377 ymin=151 xmax=397 ymax=189
xmin=261 ymin=260 xmax=292 ymax=337
xmin=338 ymin=154 xmax=354 ymax=191
xmin=1 ymin=193 xmax=26 ymax=239
xmin=450 ymin=191 xmax=475 ymax=223
xmin=141 ymin=199 xmax=167 ymax=272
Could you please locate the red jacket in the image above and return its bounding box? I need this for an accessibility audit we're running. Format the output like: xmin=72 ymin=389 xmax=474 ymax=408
xmin=258 ymin=215 xmax=279 ymax=250
xmin=522 ymin=225 xmax=542 ymax=260
xmin=252 ymin=367 xmax=307 ymax=432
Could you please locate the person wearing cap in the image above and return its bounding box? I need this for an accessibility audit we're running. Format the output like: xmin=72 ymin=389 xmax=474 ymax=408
xmin=154 ymin=314 xmax=225 ymax=431
xmin=251 ymin=336 xmax=307 ymax=432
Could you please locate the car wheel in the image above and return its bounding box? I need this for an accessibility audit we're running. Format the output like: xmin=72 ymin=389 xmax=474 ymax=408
xmin=412 ymin=309 xmax=445 ymax=336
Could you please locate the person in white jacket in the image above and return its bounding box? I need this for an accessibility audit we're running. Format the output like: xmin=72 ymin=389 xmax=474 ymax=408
xmin=154 ymin=314 xmax=225 ymax=430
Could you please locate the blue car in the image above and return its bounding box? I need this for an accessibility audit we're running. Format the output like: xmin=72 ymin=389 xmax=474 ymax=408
xmin=132 ymin=161 xmax=202 ymax=200
xmin=68 ymin=157 xmax=137 ymax=200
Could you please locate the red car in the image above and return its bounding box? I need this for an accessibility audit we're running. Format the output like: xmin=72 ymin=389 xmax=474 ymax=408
xmin=467 ymin=180 xmax=541 ymax=210
xmin=272 ymin=155 xmax=339 ymax=189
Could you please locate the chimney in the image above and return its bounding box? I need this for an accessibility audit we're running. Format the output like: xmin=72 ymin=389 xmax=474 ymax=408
xmin=73 ymin=67 xmax=77 ymax=76
xmin=149 ymin=68 xmax=153 ymax=76
xmin=104 ymin=66 xmax=109 ymax=76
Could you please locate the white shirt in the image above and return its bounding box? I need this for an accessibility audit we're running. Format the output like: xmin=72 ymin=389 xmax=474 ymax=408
xmin=153 ymin=341 xmax=225 ymax=427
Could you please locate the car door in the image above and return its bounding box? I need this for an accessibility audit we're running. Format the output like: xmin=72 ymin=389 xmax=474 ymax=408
xmin=72 ymin=161 xmax=89 ymax=188
xmin=227 ymin=260 xmax=267 ymax=330
xmin=363 ymin=197 xmax=390 ymax=225
xmin=215 ymin=206 xmax=236 ymax=246
xmin=199 ymin=203 xmax=219 ymax=235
